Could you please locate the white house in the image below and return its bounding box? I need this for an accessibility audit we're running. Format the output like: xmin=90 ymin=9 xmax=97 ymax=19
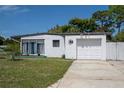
xmin=12 ymin=32 xmax=111 ymax=60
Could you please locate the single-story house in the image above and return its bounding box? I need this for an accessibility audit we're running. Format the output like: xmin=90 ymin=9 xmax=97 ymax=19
xmin=12 ymin=32 xmax=111 ymax=60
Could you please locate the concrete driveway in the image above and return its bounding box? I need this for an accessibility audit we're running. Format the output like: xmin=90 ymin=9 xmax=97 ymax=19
xmin=50 ymin=60 xmax=124 ymax=88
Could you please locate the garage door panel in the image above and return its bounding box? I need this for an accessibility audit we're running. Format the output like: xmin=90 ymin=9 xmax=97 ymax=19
xmin=77 ymin=39 xmax=102 ymax=59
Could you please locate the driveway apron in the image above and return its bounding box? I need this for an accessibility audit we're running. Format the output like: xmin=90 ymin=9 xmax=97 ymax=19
xmin=50 ymin=60 xmax=124 ymax=88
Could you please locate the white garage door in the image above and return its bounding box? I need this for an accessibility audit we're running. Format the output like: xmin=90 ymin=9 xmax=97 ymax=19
xmin=77 ymin=39 xmax=102 ymax=59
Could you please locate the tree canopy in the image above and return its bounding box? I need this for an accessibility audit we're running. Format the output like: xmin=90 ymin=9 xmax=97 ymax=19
xmin=48 ymin=5 xmax=124 ymax=36
xmin=109 ymin=5 xmax=124 ymax=32
xmin=48 ymin=24 xmax=80 ymax=33
xmin=69 ymin=18 xmax=97 ymax=32
xmin=92 ymin=10 xmax=114 ymax=32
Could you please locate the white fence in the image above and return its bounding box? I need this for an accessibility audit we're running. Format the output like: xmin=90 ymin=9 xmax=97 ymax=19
xmin=107 ymin=42 xmax=124 ymax=60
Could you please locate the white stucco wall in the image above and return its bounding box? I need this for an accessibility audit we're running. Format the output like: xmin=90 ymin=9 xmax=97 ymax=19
xmin=65 ymin=36 xmax=77 ymax=59
xmin=21 ymin=34 xmax=106 ymax=60
xmin=44 ymin=35 xmax=65 ymax=57
xmin=65 ymin=35 xmax=106 ymax=60
xmin=21 ymin=35 xmax=65 ymax=57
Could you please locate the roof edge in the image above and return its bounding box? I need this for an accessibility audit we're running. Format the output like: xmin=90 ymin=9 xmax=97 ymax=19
xmin=11 ymin=32 xmax=112 ymax=39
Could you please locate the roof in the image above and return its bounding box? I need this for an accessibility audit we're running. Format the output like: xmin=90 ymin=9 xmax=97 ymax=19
xmin=11 ymin=32 xmax=112 ymax=39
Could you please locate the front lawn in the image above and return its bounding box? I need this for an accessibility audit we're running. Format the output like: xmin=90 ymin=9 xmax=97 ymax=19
xmin=0 ymin=58 xmax=72 ymax=88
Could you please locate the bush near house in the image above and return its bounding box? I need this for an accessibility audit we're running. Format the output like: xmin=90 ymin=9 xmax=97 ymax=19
xmin=4 ymin=40 xmax=20 ymax=61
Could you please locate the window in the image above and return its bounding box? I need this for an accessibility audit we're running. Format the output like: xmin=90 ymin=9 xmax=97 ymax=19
xmin=26 ymin=42 xmax=29 ymax=54
xmin=22 ymin=42 xmax=28 ymax=55
xmin=31 ymin=42 xmax=35 ymax=54
xmin=53 ymin=40 xmax=60 ymax=47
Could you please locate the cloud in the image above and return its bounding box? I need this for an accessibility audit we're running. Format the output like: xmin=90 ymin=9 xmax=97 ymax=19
xmin=0 ymin=5 xmax=30 ymax=15
xmin=17 ymin=8 xmax=30 ymax=13
xmin=0 ymin=6 xmax=19 ymax=12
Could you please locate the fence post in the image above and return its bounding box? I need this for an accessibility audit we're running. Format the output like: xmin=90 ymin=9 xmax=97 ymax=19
xmin=116 ymin=42 xmax=117 ymax=61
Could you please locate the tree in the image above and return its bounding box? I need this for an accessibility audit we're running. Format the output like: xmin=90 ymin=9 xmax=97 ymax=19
xmin=61 ymin=25 xmax=80 ymax=33
xmin=109 ymin=5 xmax=124 ymax=33
xmin=4 ymin=38 xmax=14 ymax=45
xmin=4 ymin=39 xmax=20 ymax=61
xmin=48 ymin=6 xmax=124 ymax=35
xmin=69 ymin=18 xmax=84 ymax=32
xmin=0 ymin=36 xmax=5 ymax=45
xmin=48 ymin=24 xmax=80 ymax=33
xmin=69 ymin=18 xmax=97 ymax=32
xmin=92 ymin=10 xmax=113 ymax=32
xmin=113 ymin=31 xmax=124 ymax=42
xmin=48 ymin=25 xmax=63 ymax=33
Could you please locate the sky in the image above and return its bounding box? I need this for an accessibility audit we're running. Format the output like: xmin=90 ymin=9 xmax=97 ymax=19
xmin=0 ymin=5 xmax=108 ymax=37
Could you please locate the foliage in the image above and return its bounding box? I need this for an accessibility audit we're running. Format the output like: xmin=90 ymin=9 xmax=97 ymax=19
xmin=0 ymin=47 xmax=7 ymax=59
xmin=113 ymin=31 xmax=124 ymax=42
xmin=48 ymin=5 xmax=124 ymax=36
xmin=4 ymin=40 xmax=20 ymax=61
xmin=69 ymin=18 xmax=97 ymax=32
xmin=3 ymin=38 xmax=14 ymax=45
xmin=48 ymin=18 xmax=98 ymax=33
xmin=109 ymin=5 xmax=124 ymax=32
xmin=48 ymin=24 xmax=80 ymax=33
xmin=0 ymin=58 xmax=72 ymax=87
xmin=92 ymin=10 xmax=114 ymax=32
xmin=0 ymin=36 xmax=5 ymax=45
xmin=5 ymin=42 xmax=20 ymax=53
xmin=69 ymin=18 xmax=84 ymax=29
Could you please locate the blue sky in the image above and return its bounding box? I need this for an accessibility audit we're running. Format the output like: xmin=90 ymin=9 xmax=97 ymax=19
xmin=0 ymin=5 xmax=108 ymax=37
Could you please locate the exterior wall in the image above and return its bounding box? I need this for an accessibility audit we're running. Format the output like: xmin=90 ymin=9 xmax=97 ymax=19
xmin=21 ymin=35 xmax=64 ymax=57
xmin=65 ymin=35 xmax=106 ymax=60
xmin=21 ymin=34 xmax=107 ymax=60
xmin=65 ymin=36 xmax=77 ymax=59
xmin=44 ymin=35 xmax=65 ymax=57
xmin=107 ymin=42 xmax=124 ymax=60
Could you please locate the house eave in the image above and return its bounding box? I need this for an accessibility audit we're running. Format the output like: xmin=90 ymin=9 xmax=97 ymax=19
xmin=11 ymin=32 xmax=112 ymax=39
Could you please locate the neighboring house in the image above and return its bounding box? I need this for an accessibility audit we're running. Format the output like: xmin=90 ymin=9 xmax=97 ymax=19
xmin=12 ymin=32 xmax=111 ymax=60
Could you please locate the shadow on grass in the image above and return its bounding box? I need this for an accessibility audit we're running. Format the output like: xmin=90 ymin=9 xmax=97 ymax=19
xmin=0 ymin=56 xmax=6 ymax=59
xmin=8 ymin=58 xmax=24 ymax=62
xmin=14 ymin=59 xmax=24 ymax=61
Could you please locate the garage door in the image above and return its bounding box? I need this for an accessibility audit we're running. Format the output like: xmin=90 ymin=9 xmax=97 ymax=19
xmin=77 ymin=39 xmax=102 ymax=59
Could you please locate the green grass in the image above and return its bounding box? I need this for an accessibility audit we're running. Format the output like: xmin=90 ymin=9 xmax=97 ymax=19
xmin=0 ymin=58 xmax=72 ymax=88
